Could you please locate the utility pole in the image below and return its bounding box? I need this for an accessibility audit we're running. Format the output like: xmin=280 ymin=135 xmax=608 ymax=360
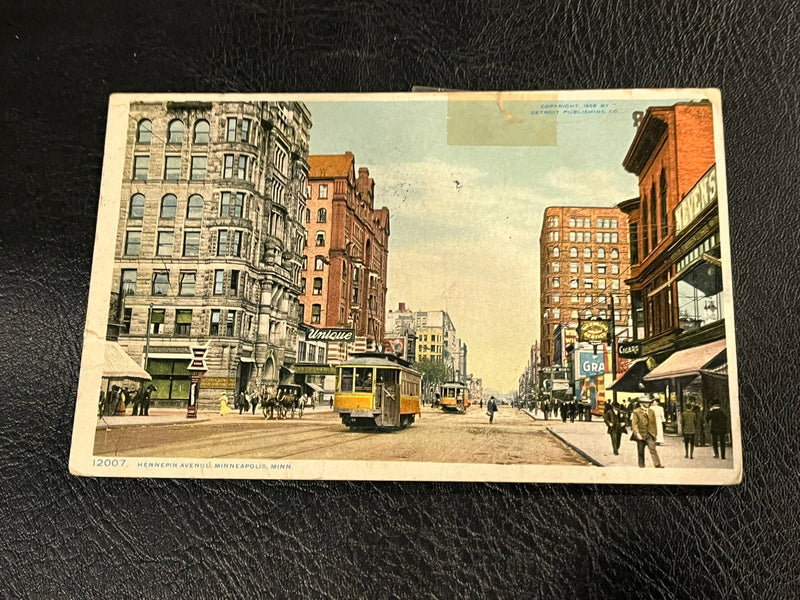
xmin=608 ymin=295 xmax=617 ymax=407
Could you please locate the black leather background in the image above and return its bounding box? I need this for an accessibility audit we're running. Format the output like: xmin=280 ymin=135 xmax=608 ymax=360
xmin=2 ymin=1 xmax=799 ymax=597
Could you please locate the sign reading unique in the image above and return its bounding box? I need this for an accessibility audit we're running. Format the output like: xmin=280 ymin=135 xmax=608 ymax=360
xmin=618 ymin=340 xmax=642 ymax=359
xmin=577 ymin=319 xmax=611 ymax=343
xmin=674 ymin=164 xmax=717 ymax=233
xmin=306 ymin=328 xmax=355 ymax=342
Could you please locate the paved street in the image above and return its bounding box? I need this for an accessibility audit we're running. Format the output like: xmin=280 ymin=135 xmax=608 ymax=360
xmin=94 ymin=404 xmax=590 ymax=466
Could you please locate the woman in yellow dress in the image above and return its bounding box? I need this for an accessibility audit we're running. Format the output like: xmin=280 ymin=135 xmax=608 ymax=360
xmin=219 ymin=392 xmax=231 ymax=416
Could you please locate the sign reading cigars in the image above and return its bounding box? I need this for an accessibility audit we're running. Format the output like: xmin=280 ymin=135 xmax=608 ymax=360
xmin=618 ymin=340 xmax=642 ymax=359
xmin=577 ymin=319 xmax=611 ymax=343
xmin=306 ymin=327 xmax=355 ymax=342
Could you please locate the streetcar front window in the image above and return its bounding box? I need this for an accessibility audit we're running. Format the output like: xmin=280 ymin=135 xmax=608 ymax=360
xmin=340 ymin=368 xmax=354 ymax=392
xmin=354 ymin=368 xmax=373 ymax=393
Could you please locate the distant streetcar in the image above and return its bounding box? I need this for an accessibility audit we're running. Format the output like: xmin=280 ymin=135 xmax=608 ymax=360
xmin=333 ymin=352 xmax=421 ymax=430
xmin=438 ymin=381 xmax=470 ymax=413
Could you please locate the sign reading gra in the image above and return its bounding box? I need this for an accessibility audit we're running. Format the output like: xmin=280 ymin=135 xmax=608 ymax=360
xmin=578 ymin=352 xmax=606 ymax=377
xmin=674 ymin=164 xmax=717 ymax=233
xmin=577 ymin=319 xmax=611 ymax=343
xmin=306 ymin=328 xmax=355 ymax=342
xmin=618 ymin=340 xmax=642 ymax=359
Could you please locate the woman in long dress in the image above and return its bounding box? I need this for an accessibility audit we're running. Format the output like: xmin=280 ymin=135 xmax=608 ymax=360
xmin=219 ymin=392 xmax=232 ymax=416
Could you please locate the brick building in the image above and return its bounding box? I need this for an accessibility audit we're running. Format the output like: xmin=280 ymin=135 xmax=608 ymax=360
xmin=614 ymin=100 xmax=728 ymax=427
xmin=301 ymin=152 xmax=390 ymax=361
xmin=109 ymin=100 xmax=311 ymax=408
xmin=539 ymin=206 xmax=632 ymax=368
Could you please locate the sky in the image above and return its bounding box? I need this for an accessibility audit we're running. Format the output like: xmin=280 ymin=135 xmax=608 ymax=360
xmin=306 ymin=93 xmax=690 ymax=393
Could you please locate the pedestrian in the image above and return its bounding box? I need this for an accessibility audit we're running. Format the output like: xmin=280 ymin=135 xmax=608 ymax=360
xmin=98 ymin=390 xmax=106 ymax=417
xmin=651 ymin=397 xmax=666 ymax=445
xmin=630 ymin=396 xmax=663 ymax=468
xmin=603 ymin=401 xmax=627 ymax=455
xmin=681 ymin=401 xmax=699 ymax=459
xmin=693 ymin=404 xmax=707 ymax=447
xmin=250 ymin=390 xmax=258 ymax=415
xmin=141 ymin=384 xmax=155 ymax=416
xmin=479 ymin=399 xmax=483 ymax=409
xmin=220 ymin=392 xmax=231 ymax=416
xmin=706 ymin=403 xmax=728 ymax=459
xmin=131 ymin=385 xmax=143 ymax=416
xmin=560 ymin=400 xmax=568 ymax=423
xmin=238 ymin=390 xmax=248 ymax=415
xmin=542 ymin=399 xmax=550 ymax=421
xmin=487 ymin=395 xmax=498 ymax=424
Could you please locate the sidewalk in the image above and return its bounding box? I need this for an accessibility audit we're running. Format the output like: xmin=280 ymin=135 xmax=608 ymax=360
xmin=524 ymin=410 xmax=734 ymax=470
xmin=96 ymin=406 xmax=336 ymax=430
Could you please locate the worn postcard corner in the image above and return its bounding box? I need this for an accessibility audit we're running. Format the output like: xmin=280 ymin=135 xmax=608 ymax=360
xmin=70 ymin=89 xmax=741 ymax=485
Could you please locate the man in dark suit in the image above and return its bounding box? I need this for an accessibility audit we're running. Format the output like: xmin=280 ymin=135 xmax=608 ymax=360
xmin=603 ymin=400 xmax=627 ymax=455
xmin=706 ymin=403 xmax=729 ymax=459
xmin=631 ymin=396 xmax=663 ymax=468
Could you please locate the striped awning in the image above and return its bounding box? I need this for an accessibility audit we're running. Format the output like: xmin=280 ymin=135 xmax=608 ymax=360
xmin=643 ymin=339 xmax=727 ymax=382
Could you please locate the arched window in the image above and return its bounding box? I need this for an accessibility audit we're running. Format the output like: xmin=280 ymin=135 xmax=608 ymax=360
xmin=552 ymin=247 xmax=560 ymax=258
xmin=317 ymin=208 xmax=327 ymax=223
xmin=610 ymin=248 xmax=619 ymax=259
xmin=187 ymin=194 xmax=204 ymax=219
xmin=583 ymin=247 xmax=591 ymax=258
xmin=660 ymin=168 xmax=668 ymax=237
xmin=160 ymin=194 xmax=177 ymax=219
xmin=597 ymin=248 xmax=605 ymax=259
xmin=305 ymin=208 xmax=311 ymax=223
xmin=129 ymin=194 xmax=145 ymax=219
xmin=194 ymin=120 xmax=210 ymax=144
xmin=570 ymin=247 xmax=578 ymax=258
xmin=315 ymin=232 xmax=325 ymax=247
xmin=168 ymin=119 xmax=184 ymax=144
xmin=137 ymin=120 xmax=152 ymax=144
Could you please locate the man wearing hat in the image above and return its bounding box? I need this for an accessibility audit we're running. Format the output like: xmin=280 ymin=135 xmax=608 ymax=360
xmin=631 ymin=396 xmax=664 ymax=468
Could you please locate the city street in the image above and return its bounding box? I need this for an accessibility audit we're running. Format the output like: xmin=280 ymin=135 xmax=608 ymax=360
xmin=94 ymin=405 xmax=591 ymax=466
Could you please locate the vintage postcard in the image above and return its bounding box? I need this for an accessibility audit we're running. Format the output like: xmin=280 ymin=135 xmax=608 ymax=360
xmin=70 ymin=89 xmax=741 ymax=484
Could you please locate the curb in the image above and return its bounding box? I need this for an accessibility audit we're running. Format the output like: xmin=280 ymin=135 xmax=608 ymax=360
xmin=96 ymin=418 xmax=212 ymax=430
xmin=546 ymin=427 xmax=604 ymax=467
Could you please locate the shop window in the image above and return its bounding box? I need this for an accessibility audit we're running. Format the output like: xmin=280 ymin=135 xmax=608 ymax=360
xmin=133 ymin=156 xmax=149 ymax=180
xmin=160 ymin=194 xmax=177 ymax=219
xmin=677 ymin=247 xmax=724 ymax=332
xmin=194 ymin=120 xmax=210 ymax=144
xmin=167 ymin=120 xmax=184 ymax=144
xmin=129 ymin=194 xmax=145 ymax=220
xmin=175 ymin=310 xmax=192 ymax=336
xmin=187 ymin=194 xmax=204 ymax=219
xmin=121 ymin=269 xmax=137 ymax=296
xmin=137 ymin=119 xmax=152 ymax=144
xmin=125 ymin=231 xmax=141 ymax=256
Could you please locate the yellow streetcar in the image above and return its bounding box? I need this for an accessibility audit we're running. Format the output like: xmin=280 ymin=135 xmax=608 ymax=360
xmin=438 ymin=381 xmax=470 ymax=413
xmin=334 ymin=352 xmax=421 ymax=430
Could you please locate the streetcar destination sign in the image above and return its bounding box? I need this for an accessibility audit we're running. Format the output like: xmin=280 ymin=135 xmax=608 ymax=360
xmin=306 ymin=327 xmax=355 ymax=342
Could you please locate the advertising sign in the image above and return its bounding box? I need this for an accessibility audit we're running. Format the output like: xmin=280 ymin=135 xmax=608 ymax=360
xmin=618 ymin=340 xmax=642 ymax=359
xmin=306 ymin=328 xmax=355 ymax=342
xmin=578 ymin=351 xmax=606 ymax=377
xmin=383 ymin=337 xmax=406 ymax=358
xmin=674 ymin=164 xmax=717 ymax=233
xmin=577 ymin=319 xmax=611 ymax=343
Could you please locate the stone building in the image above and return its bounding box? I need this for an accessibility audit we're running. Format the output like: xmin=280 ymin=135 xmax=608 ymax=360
xmin=300 ymin=152 xmax=390 ymax=361
xmin=109 ymin=100 xmax=311 ymax=408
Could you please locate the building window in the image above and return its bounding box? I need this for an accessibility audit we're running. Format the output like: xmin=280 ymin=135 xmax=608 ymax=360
xmin=230 ymin=231 xmax=242 ymax=257
xmin=585 ymin=295 xmax=592 ymax=304
xmin=552 ymin=247 xmax=560 ymax=258
xmin=125 ymin=231 xmax=141 ymax=256
xmin=612 ymin=279 xmax=620 ymax=290
xmin=121 ymin=269 xmax=137 ymax=296
xmin=650 ymin=182 xmax=658 ymax=246
xmin=175 ymin=310 xmax=192 ymax=336
xmin=611 ymin=264 xmax=620 ymax=274
xmin=164 ymin=156 xmax=181 ymax=180
xmin=157 ymin=231 xmax=173 ymax=256
xmin=552 ymin=293 xmax=560 ymax=303
xmin=133 ymin=156 xmax=149 ymax=180
xmin=226 ymin=311 xmax=235 ymax=336
xmin=227 ymin=270 xmax=239 ymax=296
xmin=570 ymin=247 xmax=578 ymax=258
xmin=137 ymin=119 xmax=152 ymax=144
xmin=584 ymin=263 xmax=592 ymax=273
xmin=210 ymin=309 xmax=221 ymax=335
xmin=241 ymin=118 xmax=251 ymax=143
xmin=570 ymin=263 xmax=578 ymax=273
xmin=301 ymin=256 xmax=308 ymax=270
xmin=305 ymin=208 xmax=311 ymax=223
xmin=122 ymin=308 xmax=132 ymax=333
xmin=569 ymin=231 xmax=576 ymax=242
xmin=179 ymin=272 xmax=196 ymax=296
xmin=611 ymin=232 xmax=618 ymax=243
xmin=183 ymin=231 xmax=200 ymax=256
xmin=314 ymin=256 xmax=324 ymax=270
xmin=187 ymin=194 xmax=204 ymax=220
xmin=317 ymin=208 xmax=327 ymax=223
xmin=217 ymin=231 xmax=227 ymax=256
xmin=313 ymin=277 xmax=323 ymax=295
xmin=194 ymin=120 xmax=210 ymax=144
xmin=213 ymin=269 xmax=224 ymax=295
xmin=311 ymin=304 xmax=321 ymax=324
xmin=223 ymin=154 xmax=234 ymax=178
xmin=149 ymin=308 xmax=165 ymax=334
xmin=316 ymin=232 xmax=325 ymax=247
xmin=611 ymin=248 xmax=620 ymax=259
xmin=190 ymin=156 xmax=207 ymax=180
xmin=569 ymin=217 xmax=575 ymax=227
xmin=553 ymin=308 xmax=560 ymax=319
xmin=584 ymin=279 xmax=593 ymax=289
xmin=300 ymin=276 xmax=306 ymax=293
xmin=585 ymin=310 xmax=592 ymax=319
xmin=129 ymin=194 xmax=145 ymax=220
xmin=660 ymin=169 xmax=668 ymax=238
xmin=167 ymin=120 xmax=184 ymax=144
xmin=319 ymin=184 xmax=328 ymax=199
xmin=552 ymin=277 xmax=560 ymax=288
xmin=237 ymin=155 xmax=247 ymax=179
xmin=598 ymin=279 xmax=606 ymax=289
xmin=152 ymin=272 xmax=169 ymax=296
xmin=584 ymin=248 xmax=591 ymax=258
xmin=597 ymin=248 xmax=606 ymax=259
xmin=160 ymin=194 xmax=177 ymax=219
xmin=551 ymin=262 xmax=560 ymax=273
xmin=598 ymin=264 xmax=607 ymax=274
xmin=226 ymin=118 xmax=237 ymax=142
xmin=220 ymin=192 xmax=244 ymax=218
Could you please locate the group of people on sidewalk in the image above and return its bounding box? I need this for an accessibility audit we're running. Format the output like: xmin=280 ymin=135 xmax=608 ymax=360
xmin=603 ymin=395 xmax=730 ymax=467
xmin=98 ymin=383 xmax=156 ymax=417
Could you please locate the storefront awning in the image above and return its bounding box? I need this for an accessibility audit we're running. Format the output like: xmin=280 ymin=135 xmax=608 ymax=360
xmin=305 ymin=382 xmax=325 ymax=393
xmin=103 ymin=342 xmax=152 ymax=380
xmin=644 ymin=339 xmax=727 ymax=382
xmin=608 ymin=357 xmax=654 ymax=393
